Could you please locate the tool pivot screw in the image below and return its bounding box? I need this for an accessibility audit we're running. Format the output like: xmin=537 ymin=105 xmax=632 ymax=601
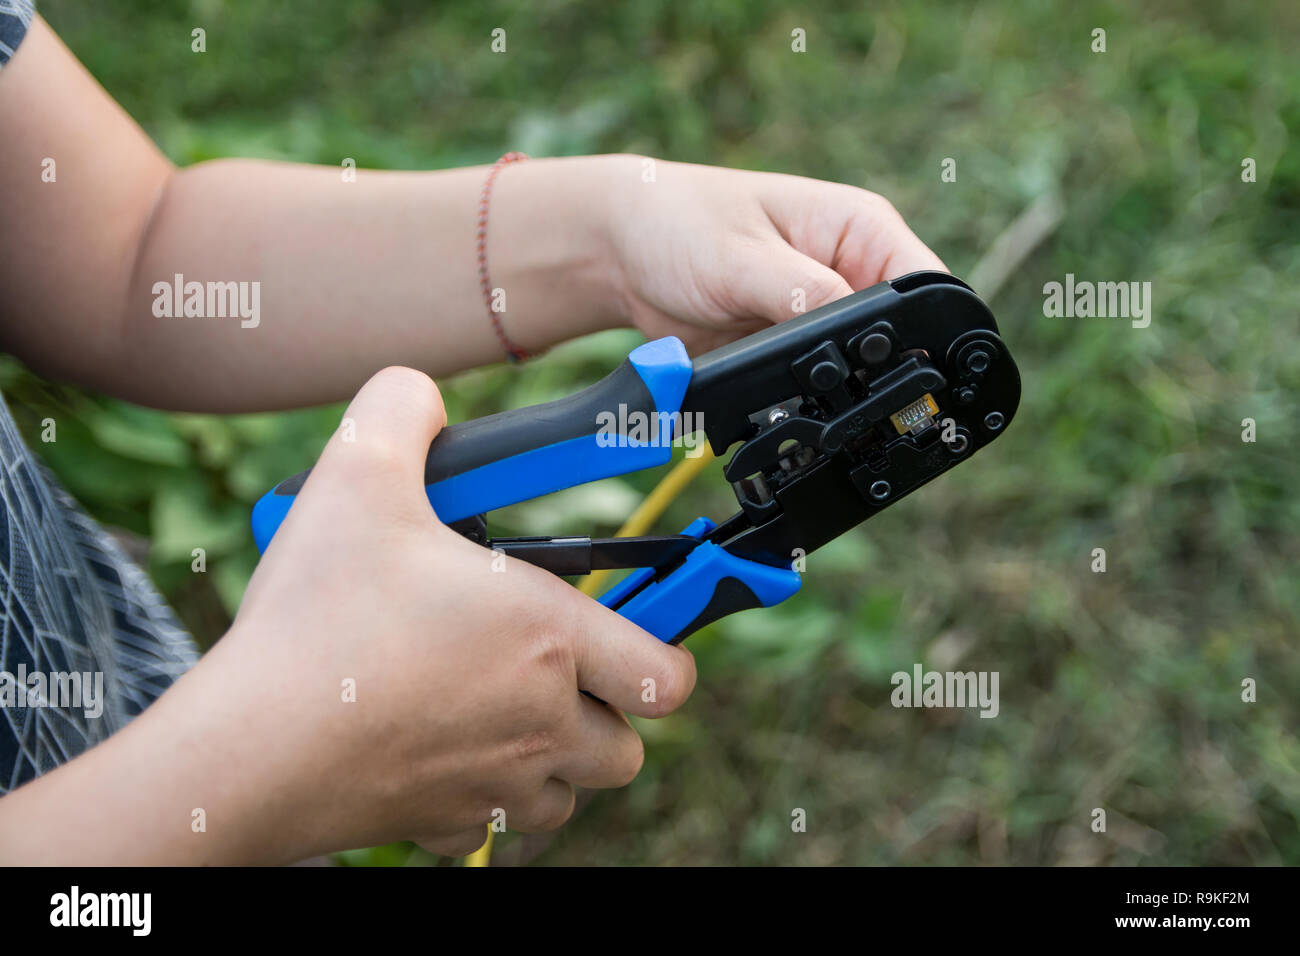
xmin=984 ymin=411 xmax=1005 ymax=431
xmin=768 ymin=407 xmax=790 ymax=425
xmin=869 ymin=480 xmax=891 ymax=501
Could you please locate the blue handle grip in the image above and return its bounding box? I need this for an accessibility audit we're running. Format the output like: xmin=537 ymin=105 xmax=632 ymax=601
xmin=252 ymin=337 xmax=693 ymax=552
xmin=598 ymin=517 xmax=802 ymax=644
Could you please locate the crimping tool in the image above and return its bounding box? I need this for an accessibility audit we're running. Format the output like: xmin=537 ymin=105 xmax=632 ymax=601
xmin=252 ymin=271 xmax=1021 ymax=645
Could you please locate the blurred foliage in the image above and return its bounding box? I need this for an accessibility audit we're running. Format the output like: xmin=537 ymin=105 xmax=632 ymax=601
xmin=6 ymin=0 xmax=1297 ymax=865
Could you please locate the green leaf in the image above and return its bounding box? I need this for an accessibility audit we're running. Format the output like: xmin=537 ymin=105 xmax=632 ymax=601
xmin=150 ymin=479 xmax=249 ymax=562
xmin=85 ymin=404 xmax=190 ymax=466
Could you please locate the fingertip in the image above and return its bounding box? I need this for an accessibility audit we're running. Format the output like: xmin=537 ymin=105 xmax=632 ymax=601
xmin=655 ymin=642 xmax=699 ymax=715
xmin=357 ymin=366 xmax=446 ymax=436
xmin=629 ymin=636 xmax=699 ymax=719
xmin=314 ymin=366 xmax=446 ymax=490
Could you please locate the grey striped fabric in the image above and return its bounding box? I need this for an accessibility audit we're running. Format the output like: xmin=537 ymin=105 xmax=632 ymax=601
xmin=0 ymin=0 xmax=34 ymax=68
xmin=0 ymin=393 xmax=200 ymax=795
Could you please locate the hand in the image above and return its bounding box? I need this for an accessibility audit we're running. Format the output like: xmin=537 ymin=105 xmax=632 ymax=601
xmin=0 ymin=367 xmax=696 ymax=864
xmin=601 ymin=156 xmax=948 ymax=352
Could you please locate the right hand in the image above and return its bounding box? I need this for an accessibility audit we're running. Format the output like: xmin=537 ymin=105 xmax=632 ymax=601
xmin=0 ymin=367 xmax=696 ymax=864
xmin=223 ymin=366 xmax=698 ymax=860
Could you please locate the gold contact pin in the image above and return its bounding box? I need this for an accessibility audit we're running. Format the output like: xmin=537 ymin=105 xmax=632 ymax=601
xmin=889 ymin=393 xmax=940 ymax=436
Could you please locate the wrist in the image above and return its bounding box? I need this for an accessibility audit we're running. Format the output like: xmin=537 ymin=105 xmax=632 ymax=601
xmin=0 ymin=650 xmax=269 ymax=864
xmin=5 ymin=628 xmax=327 ymax=865
xmin=485 ymin=154 xmax=636 ymax=353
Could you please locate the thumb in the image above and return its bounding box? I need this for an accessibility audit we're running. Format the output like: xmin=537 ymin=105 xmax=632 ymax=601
xmin=732 ymin=242 xmax=855 ymax=325
xmin=311 ymin=366 xmax=447 ymax=506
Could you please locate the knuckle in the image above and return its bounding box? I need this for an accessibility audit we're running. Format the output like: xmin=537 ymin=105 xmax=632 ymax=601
xmin=718 ymin=231 xmax=770 ymax=280
xmin=510 ymin=727 xmax=561 ymax=763
xmin=316 ymin=434 xmax=400 ymax=492
xmin=523 ymin=627 xmax=577 ymax=683
xmin=358 ymin=434 xmax=408 ymax=477
xmin=805 ymin=268 xmax=845 ymax=302
xmin=859 ymin=189 xmax=901 ymax=222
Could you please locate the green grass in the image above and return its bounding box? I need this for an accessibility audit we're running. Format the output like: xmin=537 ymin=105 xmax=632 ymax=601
xmin=7 ymin=0 xmax=1297 ymax=864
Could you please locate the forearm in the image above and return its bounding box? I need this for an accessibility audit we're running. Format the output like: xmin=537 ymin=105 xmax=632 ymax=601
xmin=0 ymin=19 xmax=629 ymax=412
xmin=38 ymin=155 xmax=626 ymax=412
xmin=112 ymin=155 xmax=625 ymax=410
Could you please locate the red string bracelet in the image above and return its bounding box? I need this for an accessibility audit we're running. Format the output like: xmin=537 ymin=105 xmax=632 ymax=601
xmin=477 ymin=151 xmax=530 ymax=363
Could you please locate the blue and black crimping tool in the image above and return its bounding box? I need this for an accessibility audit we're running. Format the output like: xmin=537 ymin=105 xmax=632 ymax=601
xmin=251 ymin=271 xmax=1021 ymax=645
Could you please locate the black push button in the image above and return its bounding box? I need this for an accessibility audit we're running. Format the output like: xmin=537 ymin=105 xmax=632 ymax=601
xmin=792 ymin=341 xmax=850 ymax=395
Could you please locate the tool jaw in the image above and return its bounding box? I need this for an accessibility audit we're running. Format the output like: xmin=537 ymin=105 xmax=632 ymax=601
xmin=683 ymin=272 xmax=1006 ymax=450
xmin=696 ymin=272 xmax=1022 ymax=568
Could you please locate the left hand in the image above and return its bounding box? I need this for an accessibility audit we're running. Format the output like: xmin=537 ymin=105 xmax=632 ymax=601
xmin=600 ymin=155 xmax=948 ymax=352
